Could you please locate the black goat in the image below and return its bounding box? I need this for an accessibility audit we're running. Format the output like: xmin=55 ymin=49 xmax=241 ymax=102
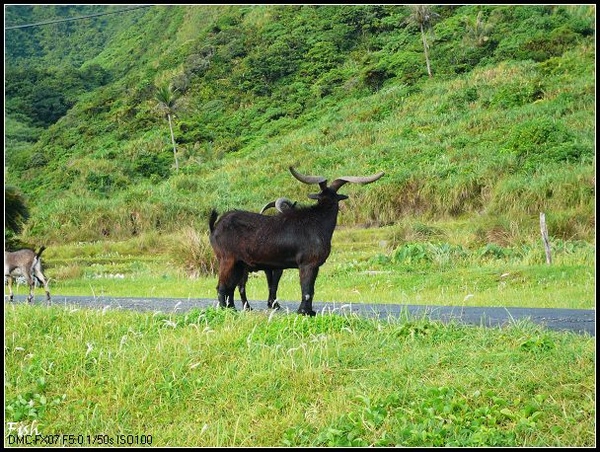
xmin=209 ymin=166 xmax=384 ymax=316
xmin=236 ymin=197 xmax=297 ymax=311
xmin=4 ymin=246 xmax=51 ymax=304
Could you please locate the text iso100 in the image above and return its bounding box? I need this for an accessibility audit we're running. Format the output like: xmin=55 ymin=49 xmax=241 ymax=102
xmin=117 ymin=434 xmax=153 ymax=445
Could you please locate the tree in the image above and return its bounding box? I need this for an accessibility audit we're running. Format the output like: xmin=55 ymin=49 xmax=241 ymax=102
xmin=5 ymin=185 xmax=30 ymax=249
xmin=407 ymin=5 xmax=440 ymax=78
xmin=463 ymin=11 xmax=493 ymax=47
xmin=154 ymin=83 xmax=182 ymax=171
xmin=5 ymin=185 xmax=29 ymax=234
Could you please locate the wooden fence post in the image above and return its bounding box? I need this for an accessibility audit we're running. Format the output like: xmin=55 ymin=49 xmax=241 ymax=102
xmin=540 ymin=212 xmax=552 ymax=264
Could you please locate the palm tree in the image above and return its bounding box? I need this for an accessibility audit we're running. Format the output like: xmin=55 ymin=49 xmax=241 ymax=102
xmin=407 ymin=5 xmax=440 ymax=78
xmin=464 ymin=11 xmax=492 ymax=47
xmin=154 ymin=83 xmax=182 ymax=171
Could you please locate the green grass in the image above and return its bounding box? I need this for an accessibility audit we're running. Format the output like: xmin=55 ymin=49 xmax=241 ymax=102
xmin=4 ymin=304 xmax=595 ymax=447
xmin=14 ymin=224 xmax=594 ymax=310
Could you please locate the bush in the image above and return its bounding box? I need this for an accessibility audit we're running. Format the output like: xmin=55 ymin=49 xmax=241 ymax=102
xmin=169 ymin=227 xmax=217 ymax=277
xmin=501 ymin=119 xmax=592 ymax=172
xmin=488 ymin=79 xmax=544 ymax=108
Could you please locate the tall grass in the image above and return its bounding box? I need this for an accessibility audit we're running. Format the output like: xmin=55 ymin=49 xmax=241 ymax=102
xmin=4 ymin=304 xmax=595 ymax=447
xmin=19 ymin=53 xmax=594 ymax=245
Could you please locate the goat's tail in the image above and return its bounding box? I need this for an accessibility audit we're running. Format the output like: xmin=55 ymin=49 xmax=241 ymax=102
xmin=35 ymin=245 xmax=47 ymax=260
xmin=208 ymin=210 xmax=219 ymax=234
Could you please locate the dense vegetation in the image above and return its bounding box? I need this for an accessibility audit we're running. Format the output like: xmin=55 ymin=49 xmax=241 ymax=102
xmin=5 ymin=5 xmax=595 ymax=248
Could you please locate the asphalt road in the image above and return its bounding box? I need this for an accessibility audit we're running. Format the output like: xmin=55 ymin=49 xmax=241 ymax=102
xmin=7 ymin=294 xmax=595 ymax=337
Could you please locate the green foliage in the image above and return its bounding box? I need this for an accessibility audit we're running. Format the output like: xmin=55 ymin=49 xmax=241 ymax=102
xmin=4 ymin=186 xmax=30 ymax=234
xmin=4 ymin=186 xmax=31 ymax=249
xmin=3 ymin=5 xmax=595 ymax=245
xmin=126 ymin=150 xmax=173 ymax=181
xmin=5 ymin=377 xmax=66 ymax=422
xmin=310 ymin=386 xmax=548 ymax=446
xmin=488 ymin=78 xmax=544 ymax=108
xmin=502 ymin=119 xmax=593 ymax=172
xmin=5 ymin=64 xmax=110 ymax=128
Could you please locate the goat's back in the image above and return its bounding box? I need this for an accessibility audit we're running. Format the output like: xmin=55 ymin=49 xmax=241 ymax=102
xmin=209 ymin=206 xmax=337 ymax=269
xmin=210 ymin=210 xmax=268 ymax=240
xmin=4 ymin=249 xmax=37 ymax=274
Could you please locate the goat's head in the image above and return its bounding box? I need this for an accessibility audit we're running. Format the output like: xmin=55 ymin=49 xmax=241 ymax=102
xmin=289 ymin=166 xmax=385 ymax=203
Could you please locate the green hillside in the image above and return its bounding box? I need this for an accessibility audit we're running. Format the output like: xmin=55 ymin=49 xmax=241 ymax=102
xmin=4 ymin=8 xmax=595 ymax=445
xmin=4 ymin=4 xmax=596 ymax=245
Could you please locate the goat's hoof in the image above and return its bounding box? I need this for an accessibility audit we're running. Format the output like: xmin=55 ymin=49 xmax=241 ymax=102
xmin=268 ymin=301 xmax=281 ymax=310
xmin=242 ymin=304 xmax=253 ymax=311
xmin=297 ymin=309 xmax=316 ymax=317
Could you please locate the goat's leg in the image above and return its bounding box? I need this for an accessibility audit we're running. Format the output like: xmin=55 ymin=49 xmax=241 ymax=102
xmin=25 ymin=274 xmax=35 ymax=303
xmin=6 ymin=275 xmax=14 ymax=302
xmin=233 ymin=262 xmax=252 ymax=311
xmin=217 ymin=259 xmax=236 ymax=309
xmin=266 ymin=269 xmax=283 ymax=310
xmin=217 ymin=286 xmax=236 ymax=309
xmin=33 ymin=269 xmax=51 ymax=305
xmin=297 ymin=265 xmax=318 ymax=316
xmin=237 ymin=268 xmax=250 ymax=311
xmin=217 ymin=260 xmax=249 ymax=310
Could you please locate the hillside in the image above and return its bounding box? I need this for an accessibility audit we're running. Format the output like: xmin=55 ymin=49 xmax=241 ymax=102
xmin=4 ymin=5 xmax=596 ymax=245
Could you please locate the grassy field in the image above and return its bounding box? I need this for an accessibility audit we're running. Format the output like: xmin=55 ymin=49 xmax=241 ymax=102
xmin=11 ymin=224 xmax=595 ymax=311
xmin=4 ymin=303 xmax=595 ymax=447
xmin=5 ymin=225 xmax=594 ymax=447
xmin=6 ymin=225 xmax=594 ymax=447
xmin=6 ymin=177 xmax=594 ymax=449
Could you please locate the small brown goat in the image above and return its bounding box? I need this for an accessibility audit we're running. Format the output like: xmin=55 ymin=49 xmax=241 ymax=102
xmin=4 ymin=246 xmax=51 ymax=304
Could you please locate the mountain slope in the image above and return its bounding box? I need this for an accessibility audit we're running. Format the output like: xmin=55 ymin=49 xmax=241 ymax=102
xmin=4 ymin=5 xmax=595 ymax=244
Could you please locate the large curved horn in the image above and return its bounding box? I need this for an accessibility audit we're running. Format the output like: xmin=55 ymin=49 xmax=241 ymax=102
xmin=260 ymin=201 xmax=276 ymax=214
xmin=260 ymin=197 xmax=296 ymax=214
xmin=289 ymin=167 xmax=328 ymax=191
xmin=330 ymin=171 xmax=385 ymax=192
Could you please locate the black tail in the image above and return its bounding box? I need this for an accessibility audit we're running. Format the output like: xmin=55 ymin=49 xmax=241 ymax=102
xmin=209 ymin=210 xmax=219 ymax=234
xmin=35 ymin=246 xmax=46 ymax=260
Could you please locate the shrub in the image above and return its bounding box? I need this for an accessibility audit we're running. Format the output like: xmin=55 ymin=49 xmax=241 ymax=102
xmin=501 ymin=118 xmax=592 ymax=172
xmin=169 ymin=227 xmax=217 ymax=278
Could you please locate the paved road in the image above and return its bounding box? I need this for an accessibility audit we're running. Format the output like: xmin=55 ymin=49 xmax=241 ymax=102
xmin=7 ymin=294 xmax=595 ymax=336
